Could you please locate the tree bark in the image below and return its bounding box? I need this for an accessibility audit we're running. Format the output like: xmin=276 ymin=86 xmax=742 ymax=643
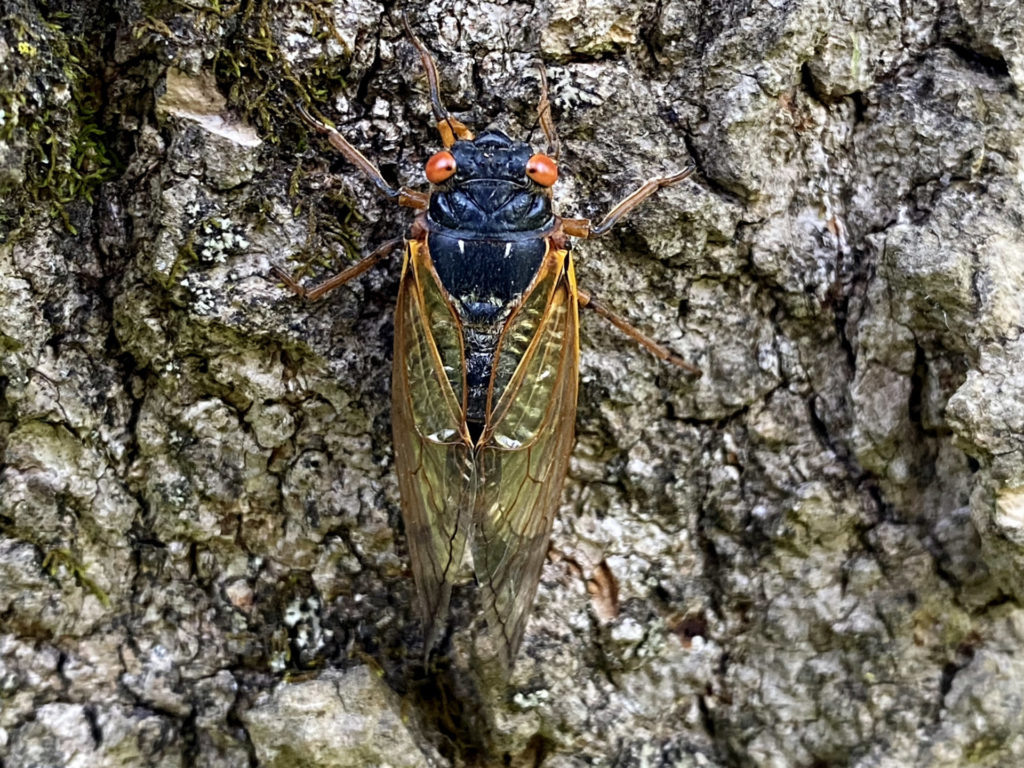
xmin=2 ymin=0 xmax=1024 ymax=766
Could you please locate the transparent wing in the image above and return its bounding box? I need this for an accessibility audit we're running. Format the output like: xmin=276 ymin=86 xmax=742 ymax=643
xmin=472 ymin=247 xmax=580 ymax=668
xmin=392 ymin=240 xmax=475 ymax=651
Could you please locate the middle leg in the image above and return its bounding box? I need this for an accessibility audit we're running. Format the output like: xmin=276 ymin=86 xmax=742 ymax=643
xmin=577 ymin=287 xmax=701 ymax=376
xmin=296 ymin=105 xmax=428 ymax=210
xmin=272 ymin=237 xmax=404 ymax=302
xmin=402 ymin=15 xmax=475 ymax=148
xmin=562 ymin=167 xmax=695 ymax=239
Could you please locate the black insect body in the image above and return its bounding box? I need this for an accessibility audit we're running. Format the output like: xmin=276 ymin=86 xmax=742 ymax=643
xmin=427 ymin=131 xmax=554 ymax=430
xmin=275 ymin=21 xmax=699 ymax=671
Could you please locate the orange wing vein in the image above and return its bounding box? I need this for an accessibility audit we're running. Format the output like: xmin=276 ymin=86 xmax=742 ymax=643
xmin=392 ymin=240 xmax=475 ymax=652
xmin=393 ymin=239 xmax=579 ymax=669
xmin=473 ymin=245 xmax=580 ymax=669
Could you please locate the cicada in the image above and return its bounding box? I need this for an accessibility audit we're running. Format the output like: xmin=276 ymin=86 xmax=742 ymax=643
xmin=274 ymin=19 xmax=699 ymax=671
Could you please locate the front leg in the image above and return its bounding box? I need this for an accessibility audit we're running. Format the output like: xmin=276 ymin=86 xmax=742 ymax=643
xmin=562 ymin=167 xmax=695 ymax=238
xmin=577 ymin=287 xmax=701 ymax=376
xmin=295 ymin=105 xmax=428 ymax=210
xmin=402 ymin=15 xmax=475 ymax=148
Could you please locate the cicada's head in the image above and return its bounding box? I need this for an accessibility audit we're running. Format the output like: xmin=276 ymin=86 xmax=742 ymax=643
xmin=424 ymin=130 xmax=557 ymax=236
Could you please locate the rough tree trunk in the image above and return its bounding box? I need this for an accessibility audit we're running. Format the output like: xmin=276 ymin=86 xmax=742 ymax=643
xmin=2 ymin=0 xmax=1023 ymax=766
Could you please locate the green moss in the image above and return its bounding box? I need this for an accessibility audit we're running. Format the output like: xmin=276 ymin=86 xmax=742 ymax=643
xmin=206 ymin=1 xmax=367 ymax=275
xmin=164 ymin=229 xmax=199 ymax=289
xmin=107 ymin=0 xmax=367 ymax=284
xmin=208 ymin=0 xmax=353 ymax=136
xmin=42 ymin=548 xmax=112 ymax=608
xmin=278 ymin=196 xmax=364 ymax=284
xmin=965 ymin=735 xmax=1010 ymax=763
xmin=1 ymin=7 xmax=119 ymax=235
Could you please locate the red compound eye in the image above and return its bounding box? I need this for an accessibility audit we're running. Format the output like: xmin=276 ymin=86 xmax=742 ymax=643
xmin=425 ymin=151 xmax=457 ymax=184
xmin=525 ymin=153 xmax=558 ymax=187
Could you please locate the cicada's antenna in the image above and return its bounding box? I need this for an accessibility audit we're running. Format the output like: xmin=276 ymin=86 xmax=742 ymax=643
xmin=536 ymin=64 xmax=561 ymax=161
xmin=402 ymin=13 xmax=474 ymax=148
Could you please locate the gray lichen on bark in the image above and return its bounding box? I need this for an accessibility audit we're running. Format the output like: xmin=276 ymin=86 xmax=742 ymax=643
xmin=2 ymin=0 xmax=1024 ymax=766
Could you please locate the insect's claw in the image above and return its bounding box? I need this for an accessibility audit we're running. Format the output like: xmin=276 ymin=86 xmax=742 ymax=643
xmin=583 ymin=165 xmax=698 ymax=237
xmin=295 ymin=102 xmax=329 ymax=134
xmin=667 ymin=353 xmax=703 ymax=377
xmin=665 ymin=165 xmax=696 ymax=185
xmin=270 ymin=264 xmax=307 ymax=298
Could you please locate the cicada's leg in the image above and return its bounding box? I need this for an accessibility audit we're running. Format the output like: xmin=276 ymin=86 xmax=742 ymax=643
xmin=563 ymin=167 xmax=700 ymax=372
xmin=577 ymin=287 xmax=701 ymax=376
xmin=561 ymin=167 xmax=695 ymax=238
xmin=272 ymin=237 xmax=404 ymax=302
xmin=536 ymin=65 xmax=560 ymax=160
xmin=402 ymin=15 xmax=474 ymax=148
xmin=295 ymin=105 xmax=428 ymax=210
